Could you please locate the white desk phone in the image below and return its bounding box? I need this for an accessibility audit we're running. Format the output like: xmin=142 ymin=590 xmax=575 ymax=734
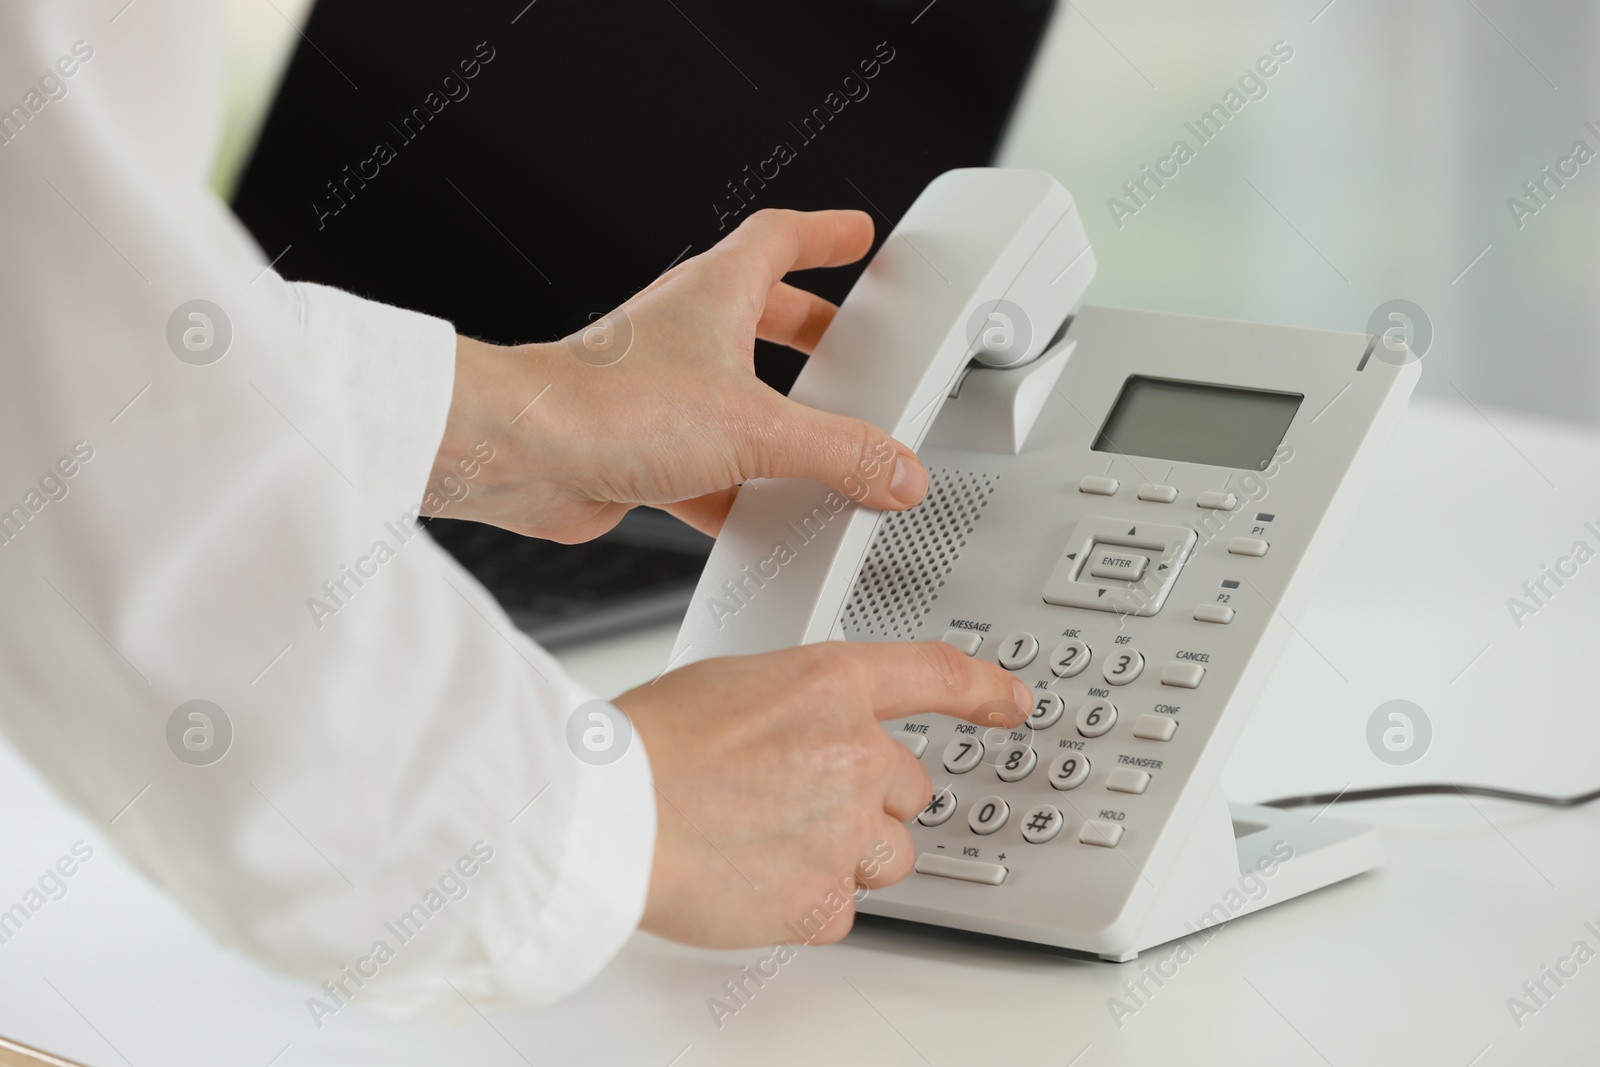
xmin=671 ymin=168 xmax=1419 ymax=961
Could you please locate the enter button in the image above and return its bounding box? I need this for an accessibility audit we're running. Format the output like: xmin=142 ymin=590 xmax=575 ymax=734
xmin=1087 ymin=548 xmax=1149 ymax=582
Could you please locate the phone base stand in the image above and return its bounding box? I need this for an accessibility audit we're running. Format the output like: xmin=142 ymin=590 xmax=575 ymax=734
xmin=1099 ymin=785 xmax=1382 ymax=961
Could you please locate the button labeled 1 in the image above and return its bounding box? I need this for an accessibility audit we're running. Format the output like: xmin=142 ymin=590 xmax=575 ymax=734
xmin=998 ymin=632 xmax=1039 ymax=670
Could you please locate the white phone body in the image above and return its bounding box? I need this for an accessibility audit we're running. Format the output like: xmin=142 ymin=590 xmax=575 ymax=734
xmin=671 ymin=169 xmax=1418 ymax=959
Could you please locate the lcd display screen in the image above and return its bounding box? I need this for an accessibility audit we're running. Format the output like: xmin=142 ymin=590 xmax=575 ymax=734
xmin=1091 ymin=376 xmax=1302 ymax=470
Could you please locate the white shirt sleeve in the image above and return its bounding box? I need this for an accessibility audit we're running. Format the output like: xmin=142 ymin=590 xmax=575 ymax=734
xmin=0 ymin=1 xmax=655 ymax=1019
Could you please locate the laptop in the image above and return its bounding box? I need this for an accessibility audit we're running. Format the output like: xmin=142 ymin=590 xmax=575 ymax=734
xmin=232 ymin=0 xmax=1058 ymax=646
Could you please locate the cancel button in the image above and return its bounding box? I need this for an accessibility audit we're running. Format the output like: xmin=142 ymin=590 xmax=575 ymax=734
xmin=1176 ymin=650 xmax=1210 ymax=663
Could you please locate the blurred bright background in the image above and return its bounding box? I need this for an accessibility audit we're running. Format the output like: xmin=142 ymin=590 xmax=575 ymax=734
xmin=221 ymin=0 xmax=1600 ymax=424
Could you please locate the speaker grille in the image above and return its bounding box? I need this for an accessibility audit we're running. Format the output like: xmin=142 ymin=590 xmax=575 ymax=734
xmin=840 ymin=468 xmax=998 ymax=640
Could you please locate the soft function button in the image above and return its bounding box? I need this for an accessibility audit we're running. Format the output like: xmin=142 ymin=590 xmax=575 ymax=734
xmin=1194 ymin=604 xmax=1235 ymax=624
xmin=889 ymin=729 xmax=928 ymax=758
xmin=998 ymin=632 xmax=1040 ymax=670
xmin=1137 ymin=484 xmax=1178 ymax=503
xmin=1228 ymin=537 xmax=1269 ymax=557
xmin=968 ymin=796 xmax=1010 ymax=835
xmin=1106 ymin=768 xmax=1151 ymax=794
xmin=1079 ymin=476 xmax=1119 ymax=495
xmin=995 ymin=741 xmax=1038 ymax=782
xmin=1197 ymin=491 xmax=1238 ymax=511
xmin=1020 ymin=804 xmax=1065 ymax=844
xmin=1028 ymin=691 xmax=1065 ymax=730
xmin=1132 ymin=714 xmax=1177 ymax=741
xmin=1080 ymin=820 xmax=1125 ymax=848
xmin=1088 ymin=548 xmax=1149 ymax=582
xmin=1048 ymin=751 xmax=1090 ymax=790
xmin=1160 ymin=662 xmax=1205 ymax=689
xmin=1076 ymin=699 xmax=1117 ymax=738
xmin=943 ymin=738 xmax=985 ymax=773
xmin=1049 ymin=639 xmax=1090 ymax=678
xmin=941 ymin=629 xmax=983 ymax=655
xmin=918 ymin=787 xmax=957 ymax=826
xmin=1102 ymin=648 xmax=1145 ymax=685
xmin=915 ymin=853 xmax=1007 ymax=885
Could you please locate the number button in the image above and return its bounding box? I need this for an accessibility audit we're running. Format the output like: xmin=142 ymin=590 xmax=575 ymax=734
xmin=995 ymin=742 xmax=1038 ymax=782
xmin=943 ymin=738 xmax=985 ymax=774
xmin=1102 ymin=648 xmax=1144 ymax=685
xmin=918 ymin=787 xmax=957 ymax=827
xmin=1048 ymin=638 xmax=1090 ymax=678
xmin=1020 ymin=803 xmax=1065 ymax=844
xmin=1028 ymin=691 xmax=1065 ymax=730
xmin=968 ymin=796 xmax=1010 ymax=835
xmin=998 ymin=632 xmax=1039 ymax=670
xmin=1048 ymin=752 xmax=1091 ymax=790
xmin=1076 ymin=699 xmax=1117 ymax=738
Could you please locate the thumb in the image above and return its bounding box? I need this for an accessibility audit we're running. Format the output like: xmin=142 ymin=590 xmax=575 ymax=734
xmin=755 ymin=396 xmax=930 ymax=511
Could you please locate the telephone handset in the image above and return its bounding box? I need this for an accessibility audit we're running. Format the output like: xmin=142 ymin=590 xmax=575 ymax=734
xmin=671 ymin=169 xmax=1419 ymax=960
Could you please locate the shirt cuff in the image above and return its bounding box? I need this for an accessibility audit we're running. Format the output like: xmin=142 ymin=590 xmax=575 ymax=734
xmin=283 ymin=281 xmax=458 ymax=512
xmin=479 ymin=714 xmax=659 ymax=1010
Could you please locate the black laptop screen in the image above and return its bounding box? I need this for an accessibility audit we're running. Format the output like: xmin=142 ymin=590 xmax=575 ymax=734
xmin=232 ymin=0 xmax=1056 ymax=392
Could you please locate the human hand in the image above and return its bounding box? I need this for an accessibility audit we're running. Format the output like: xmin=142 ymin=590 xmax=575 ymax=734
xmin=615 ymin=641 xmax=1033 ymax=947
xmin=428 ymin=209 xmax=931 ymax=542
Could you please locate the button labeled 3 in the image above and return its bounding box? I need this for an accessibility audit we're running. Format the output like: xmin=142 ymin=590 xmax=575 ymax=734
xmin=1102 ymin=648 xmax=1144 ymax=685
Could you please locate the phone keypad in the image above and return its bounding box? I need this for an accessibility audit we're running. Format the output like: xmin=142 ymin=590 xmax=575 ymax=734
xmin=865 ymin=466 xmax=1278 ymax=887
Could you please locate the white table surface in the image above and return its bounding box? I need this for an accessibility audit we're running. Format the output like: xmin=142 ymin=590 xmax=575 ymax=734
xmin=3 ymin=396 xmax=1599 ymax=1067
